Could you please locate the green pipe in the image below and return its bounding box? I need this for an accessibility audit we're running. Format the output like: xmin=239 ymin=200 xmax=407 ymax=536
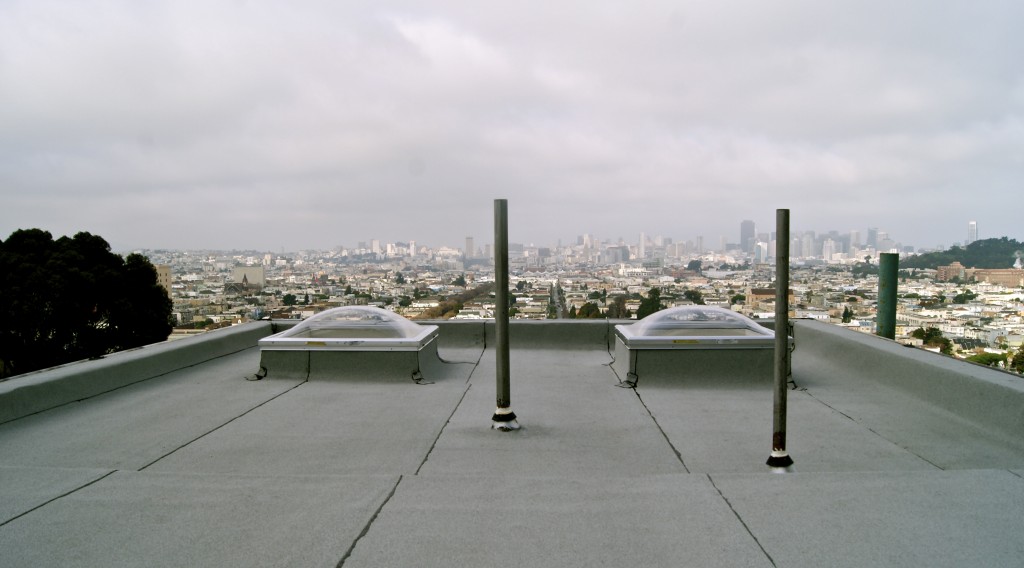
xmin=876 ymin=253 xmax=898 ymax=339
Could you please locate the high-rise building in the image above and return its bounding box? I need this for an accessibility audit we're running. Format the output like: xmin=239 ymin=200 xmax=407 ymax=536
xmin=638 ymin=233 xmax=647 ymax=259
xmin=465 ymin=237 xmax=475 ymax=259
xmin=822 ymin=238 xmax=836 ymax=261
xmin=155 ymin=264 xmax=172 ymax=299
xmin=968 ymin=221 xmax=978 ymax=245
xmin=866 ymin=228 xmax=878 ymax=249
xmin=801 ymin=233 xmax=816 ymax=258
xmin=740 ymin=220 xmax=755 ymax=253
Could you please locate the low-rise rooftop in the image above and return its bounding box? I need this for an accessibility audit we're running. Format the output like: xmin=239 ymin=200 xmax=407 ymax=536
xmin=2 ymin=318 xmax=1024 ymax=566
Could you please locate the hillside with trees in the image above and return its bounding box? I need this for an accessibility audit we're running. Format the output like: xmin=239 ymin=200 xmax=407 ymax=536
xmin=901 ymin=237 xmax=1024 ymax=270
xmin=0 ymin=229 xmax=173 ymax=378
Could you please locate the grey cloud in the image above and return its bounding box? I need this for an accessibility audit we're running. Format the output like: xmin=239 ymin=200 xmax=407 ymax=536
xmin=1 ymin=0 xmax=1022 ymax=251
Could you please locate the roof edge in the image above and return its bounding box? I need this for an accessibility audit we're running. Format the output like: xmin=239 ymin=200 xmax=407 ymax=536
xmin=0 ymin=322 xmax=273 ymax=424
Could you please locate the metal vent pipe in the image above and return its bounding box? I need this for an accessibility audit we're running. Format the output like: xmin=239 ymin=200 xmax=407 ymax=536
xmin=767 ymin=208 xmax=794 ymax=469
xmin=492 ymin=199 xmax=519 ymax=431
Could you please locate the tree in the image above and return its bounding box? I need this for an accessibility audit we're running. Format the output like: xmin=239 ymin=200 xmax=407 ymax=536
xmin=730 ymin=293 xmax=746 ymax=305
xmin=636 ymin=287 xmax=664 ymax=319
xmin=910 ymin=327 xmax=953 ymax=355
xmin=394 ymin=272 xmax=407 ymax=284
xmin=952 ymin=290 xmax=978 ymax=304
xmin=1011 ymin=350 xmax=1024 ymax=374
xmin=901 ymin=237 xmax=1024 ymax=270
xmin=686 ymin=259 xmax=702 ymax=273
xmin=568 ymin=305 xmax=577 ymax=319
xmin=683 ymin=289 xmax=705 ymax=305
xmin=577 ymin=302 xmax=603 ymax=318
xmin=452 ymin=274 xmax=467 ymax=287
xmin=841 ymin=306 xmax=854 ymax=323
xmin=0 ymin=229 xmax=172 ymax=378
xmin=606 ymin=295 xmax=630 ymax=319
xmin=966 ymin=352 xmax=1006 ymax=368
xmin=283 ymin=294 xmax=297 ymax=306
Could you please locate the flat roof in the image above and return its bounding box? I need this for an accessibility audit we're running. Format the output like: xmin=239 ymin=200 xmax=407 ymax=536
xmin=2 ymin=319 xmax=1024 ymax=567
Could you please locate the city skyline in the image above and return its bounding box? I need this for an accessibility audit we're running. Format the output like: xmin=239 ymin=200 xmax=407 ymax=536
xmin=117 ymin=218 xmax=986 ymax=258
xmin=2 ymin=2 xmax=1022 ymax=251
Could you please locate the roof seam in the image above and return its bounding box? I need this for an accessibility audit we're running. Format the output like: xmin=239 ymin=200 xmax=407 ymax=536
xmin=136 ymin=378 xmax=308 ymax=471
xmin=335 ymin=474 xmax=403 ymax=568
xmin=415 ymin=383 xmax=472 ymax=475
xmin=707 ymin=473 xmax=778 ymax=567
xmin=631 ymin=387 xmax=690 ymax=474
xmin=0 ymin=469 xmax=117 ymax=528
xmin=801 ymin=388 xmax=945 ymax=471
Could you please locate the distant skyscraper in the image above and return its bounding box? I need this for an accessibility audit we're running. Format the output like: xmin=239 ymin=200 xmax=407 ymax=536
xmin=754 ymin=241 xmax=769 ymax=264
xmin=801 ymin=233 xmax=815 ymax=258
xmin=740 ymin=220 xmax=755 ymax=253
xmin=408 ymin=240 xmax=416 ymax=257
xmin=638 ymin=232 xmax=647 ymax=259
xmin=822 ymin=238 xmax=836 ymax=261
xmin=866 ymin=228 xmax=878 ymax=249
xmin=465 ymin=236 xmax=475 ymax=259
xmin=967 ymin=221 xmax=978 ymax=245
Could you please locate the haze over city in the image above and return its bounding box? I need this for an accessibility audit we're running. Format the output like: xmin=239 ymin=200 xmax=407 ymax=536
xmin=2 ymin=1 xmax=1022 ymax=251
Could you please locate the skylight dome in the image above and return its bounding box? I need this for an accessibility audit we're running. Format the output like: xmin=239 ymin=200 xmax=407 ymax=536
xmin=628 ymin=306 xmax=773 ymax=338
xmin=280 ymin=306 xmax=425 ymax=339
xmin=258 ymin=306 xmax=438 ymax=352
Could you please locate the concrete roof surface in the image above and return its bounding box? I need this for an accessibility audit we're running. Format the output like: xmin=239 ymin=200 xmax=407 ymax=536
xmin=1 ymin=319 xmax=1023 ymax=567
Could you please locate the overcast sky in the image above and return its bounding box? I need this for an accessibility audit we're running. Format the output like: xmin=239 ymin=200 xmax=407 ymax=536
xmin=2 ymin=1 xmax=1022 ymax=252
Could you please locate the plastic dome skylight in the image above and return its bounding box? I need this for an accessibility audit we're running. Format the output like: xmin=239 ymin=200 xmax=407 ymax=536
xmin=629 ymin=306 xmax=772 ymax=337
xmin=280 ymin=306 xmax=424 ymax=339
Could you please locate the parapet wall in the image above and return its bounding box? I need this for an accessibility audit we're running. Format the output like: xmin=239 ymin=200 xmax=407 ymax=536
xmin=793 ymin=319 xmax=1024 ymax=443
xmin=433 ymin=319 xmax=618 ymax=351
xmin=0 ymin=322 xmax=273 ymax=424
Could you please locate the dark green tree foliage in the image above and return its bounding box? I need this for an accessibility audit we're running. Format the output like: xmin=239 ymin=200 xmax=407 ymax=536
xmin=841 ymin=306 xmax=854 ymax=323
xmin=1011 ymin=350 xmax=1024 ymax=374
xmin=576 ymin=302 xmax=603 ymax=318
xmin=910 ymin=327 xmax=953 ymax=355
xmin=636 ymin=287 xmax=664 ymax=320
xmin=951 ymin=290 xmax=978 ymax=304
xmin=851 ymin=260 xmax=878 ymax=278
xmin=901 ymin=237 xmax=1024 ymax=270
xmin=0 ymin=229 xmax=173 ymax=378
xmin=606 ymin=295 xmax=630 ymax=319
xmin=966 ymin=352 xmax=1006 ymax=368
xmin=683 ymin=289 xmax=705 ymax=305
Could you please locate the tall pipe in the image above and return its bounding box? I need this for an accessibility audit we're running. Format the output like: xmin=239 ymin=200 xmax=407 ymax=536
xmin=492 ymin=199 xmax=519 ymax=431
xmin=877 ymin=253 xmax=899 ymax=340
xmin=767 ymin=208 xmax=794 ymax=469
